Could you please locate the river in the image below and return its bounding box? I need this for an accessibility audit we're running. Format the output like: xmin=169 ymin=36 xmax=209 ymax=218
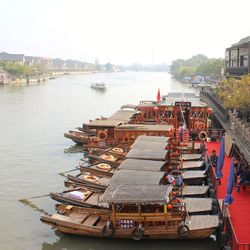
xmin=0 ymin=72 xmax=216 ymax=250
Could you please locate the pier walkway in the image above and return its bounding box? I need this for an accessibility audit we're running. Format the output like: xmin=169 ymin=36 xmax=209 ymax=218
xmin=207 ymin=141 xmax=250 ymax=249
xmin=200 ymin=90 xmax=250 ymax=166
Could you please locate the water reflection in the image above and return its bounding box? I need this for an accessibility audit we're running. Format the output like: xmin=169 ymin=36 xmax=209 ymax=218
xmin=64 ymin=145 xmax=85 ymax=154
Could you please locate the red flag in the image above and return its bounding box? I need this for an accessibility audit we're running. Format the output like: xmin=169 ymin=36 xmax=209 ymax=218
xmin=157 ymin=88 xmax=161 ymax=102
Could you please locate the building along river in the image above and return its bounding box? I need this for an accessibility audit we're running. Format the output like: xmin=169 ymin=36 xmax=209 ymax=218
xmin=0 ymin=72 xmax=217 ymax=250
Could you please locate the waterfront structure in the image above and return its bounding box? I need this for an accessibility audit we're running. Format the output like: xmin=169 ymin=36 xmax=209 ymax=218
xmin=0 ymin=67 xmax=9 ymax=83
xmin=225 ymin=36 xmax=250 ymax=77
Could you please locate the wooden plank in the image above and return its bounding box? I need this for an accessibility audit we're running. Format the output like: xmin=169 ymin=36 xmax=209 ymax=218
xmin=85 ymin=193 xmax=101 ymax=206
xmin=96 ymin=220 xmax=107 ymax=228
xmin=69 ymin=212 xmax=89 ymax=224
xmin=82 ymin=215 xmax=100 ymax=226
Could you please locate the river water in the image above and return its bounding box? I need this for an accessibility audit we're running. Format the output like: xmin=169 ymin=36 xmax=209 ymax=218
xmin=0 ymin=72 xmax=216 ymax=250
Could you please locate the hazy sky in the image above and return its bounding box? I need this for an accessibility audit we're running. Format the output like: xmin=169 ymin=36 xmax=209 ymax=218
xmin=1 ymin=0 xmax=249 ymax=65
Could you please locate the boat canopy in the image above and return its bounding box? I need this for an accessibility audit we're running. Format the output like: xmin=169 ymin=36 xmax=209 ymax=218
xmin=87 ymin=110 xmax=138 ymax=127
xmin=130 ymin=140 xmax=169 ymax=150
xmin=102 ymin=184 xmax=172 ymax=204
xmin=103 ymin=169 xmax=165 ymax=201
xmin=115 ymin=124 xmax=174 ymax=132
xmin=117 ymin=159 xmax=166 ymax=172
xmin=120 ymin=104 xmax=137 ymax=110
xmin=126 ymin=148 xmax=168 ymax=161
xmin=135 ymin=135 xmax=171 ymax=143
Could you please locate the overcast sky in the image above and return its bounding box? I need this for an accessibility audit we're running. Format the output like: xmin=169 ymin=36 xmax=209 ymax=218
xmin=0 ymin=0 xmax=249 ymax=65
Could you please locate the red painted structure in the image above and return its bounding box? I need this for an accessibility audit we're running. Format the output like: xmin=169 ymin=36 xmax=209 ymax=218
xmin=207 ymin=141 xmax=250 ymax=250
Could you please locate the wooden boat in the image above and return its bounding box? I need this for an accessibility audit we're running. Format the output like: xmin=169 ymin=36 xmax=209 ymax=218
xmin=84 ymin=109 xmax=138 ymax=147
xmin=64 ymin=130 xmax=89 ymax=145
xmin=51 ymin=189 xmax=214 ymax=215
xmin=41 ymin=185 xmax=219 ymax=240
xmin=50 ymin=188 xmax=109 ymax=209
xmin=114 ymin=124 xmax=173 ymax=145
xmin=80 ymin=162 xmax=116 ymax=177
xmin=88 ymin=150 xmax=124 ymax=167
xmin=67 ymin=172 xmax=111 ymax=191
xmin=133 ymin=92 xmax=211 ymax=139
xmin=91 ymin=82 xmax=106 ymax=90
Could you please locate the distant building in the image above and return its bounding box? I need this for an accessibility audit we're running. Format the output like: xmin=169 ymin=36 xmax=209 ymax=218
xmin=225 ymin=36 xmax=250 ymax=77
xmin=191 ymin=73 xmax=206 ymax=84
xmin=24 ymin=56 xmax=34 ymax=66
xmin=0 ymin=52 xmax=25 ymax=65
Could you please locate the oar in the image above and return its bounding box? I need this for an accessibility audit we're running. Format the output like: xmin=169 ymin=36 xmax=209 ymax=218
xmin=59 ymin=167 xmax=80 ymax=176
xmin=19 ymin=193 xmax=50 ymax=202
xmin=58 ymin=161 xmax=85 ymax=176
xmin=19 ymin=198 xmax=50 ymax=215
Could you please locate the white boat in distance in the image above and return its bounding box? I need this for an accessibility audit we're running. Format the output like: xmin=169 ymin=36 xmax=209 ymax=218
xmin=91 ymin=82 xmax=106 ymax=90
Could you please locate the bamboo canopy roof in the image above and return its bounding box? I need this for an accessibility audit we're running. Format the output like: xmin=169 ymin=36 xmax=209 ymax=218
xmin=135 ymin=135 xmax=171 ymax=143
xmin=180 ymin=161 xmax=204 ymax=170
xmin=102 ymin=184 xmax=172 ymax=204
xmin=130 ymin=140 xmax=168 ymax=150
xmin=87 ymin=110 xmax=137 ymax=127
xmin=126 ymin=148 xmax=168 ymax=161
xmin=117 ymin=159 xmax=166 ymax=172
xmin=181 ymin=154 xmax=202 ymax=161
xmin=183 ymin=170 xmax=206 ymax=179
xmin=115 ymin=124 xmax=174 ymax=132
xmin=109 ymin=169 xmax=165 ymax=187
xmin=103 ymin=170 xmax=165 ymax=201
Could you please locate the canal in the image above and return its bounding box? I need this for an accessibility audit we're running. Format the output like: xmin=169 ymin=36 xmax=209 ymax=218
xmin=0 ymin=72 xmax=216 ymax=250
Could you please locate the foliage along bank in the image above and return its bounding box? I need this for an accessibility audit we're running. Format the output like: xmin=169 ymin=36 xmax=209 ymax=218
xmin=170 ymin=54 xmax=224 ymax=81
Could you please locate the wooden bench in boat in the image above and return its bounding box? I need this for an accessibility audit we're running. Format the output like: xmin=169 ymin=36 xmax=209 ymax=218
xmin=51 ymin=213 xmax=88 ymax=224
xmin=82 ymin=215 xmax=100 ymax=226
xmin=69 ymin=212 xmax=89 ymax=223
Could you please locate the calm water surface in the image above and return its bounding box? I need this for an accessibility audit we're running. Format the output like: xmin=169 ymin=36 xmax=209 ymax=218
xmin=0 ymin=72 xmax=216 ymax=250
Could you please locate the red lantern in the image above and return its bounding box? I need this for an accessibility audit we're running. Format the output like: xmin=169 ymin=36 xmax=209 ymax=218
xmin=153 ymin=106 xmax=159 ymax=112
xmin=207 ymin=108 xmax=213 ymax=114
xmin=167 ymin=204 xmax=173 ymax=210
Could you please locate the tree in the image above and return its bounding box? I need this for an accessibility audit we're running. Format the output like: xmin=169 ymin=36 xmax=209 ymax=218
xmin=216 ymin=75 xmax=250 ymax=120
xmin=105 ymin=63 xmax=113 ymax=72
